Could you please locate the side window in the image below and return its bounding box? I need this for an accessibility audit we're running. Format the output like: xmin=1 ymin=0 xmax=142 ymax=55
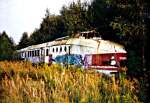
xmin=53 ymin=48 xmax=55 ymax=53
xmin=46 ymin=49 xmax=49 ymax=56
xmin=60 ymin=47 xmax=62 ymax=52
xmin=56 ymin=47 xmax=58 ymax=53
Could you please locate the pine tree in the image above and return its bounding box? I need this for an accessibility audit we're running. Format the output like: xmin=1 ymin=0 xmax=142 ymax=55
xmin=0 ymin=31 xmax=15 ymax=60
xmin=18 ymin=32 xmax=29 ymax=49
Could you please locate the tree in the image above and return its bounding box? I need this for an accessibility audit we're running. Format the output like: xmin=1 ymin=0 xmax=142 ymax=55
xmin=61 ymin=0 xmax=93 ymax=35
xmin=29 ymin=29 xmax=43 ymax=45
xmin=18 ymin=32 xmax=29 ymax=49
xmin=39 ymin=14 xmax=66 ymax=42
xmin=106 ymin=1 xmax=150 ymax=101
xmin=0 ymin=31 xmax=16 ymax=60
xmin=89 ymin=0 xmax=119 ymax=40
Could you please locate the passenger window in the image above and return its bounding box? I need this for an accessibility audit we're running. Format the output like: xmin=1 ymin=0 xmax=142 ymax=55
xmin=60 ymin=47 xmax=62 ymax=52
xmin=32 ymin=51 xmax=34 ymax=56
xmin=69 ymin=46 xmax=71 ymax=52
xmin=46 ymin=49 xmax=49 ymax=56
xmin=53 ymin=48 xmax=55 ymax=53
xmin=56 ymin=47 xmax=58 ymax=52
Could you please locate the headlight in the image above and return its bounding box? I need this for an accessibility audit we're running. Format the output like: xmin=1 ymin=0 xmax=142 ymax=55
xmin=111 ymin=60 xmax=116 ymax=65
xmin=110 ymin=56 xmax=116 ymax=65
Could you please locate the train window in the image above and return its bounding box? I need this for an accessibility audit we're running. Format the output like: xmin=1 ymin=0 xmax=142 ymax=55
xmin=56 ymin=47 xmax=58 ymax=52
xmin=35 ymin=50 xmax=37 ymax=56
xmin=35 ymin=50 xmax=38 ymax=56
xmin=64 ymin=46 xmax=67 ymax=52
xmin=28 ymin=51 xmax=29 ymax=57
xmin=69 ymin=46 xmax=71 ymax=52
xmin=53 ymin=48 xmax=55 ymax=53
xmin=46 ymin=49 xmax=49 ymax=56
xmin=32 ymin=51 xmax=34 ymax=57
xmin=28 ymin=51 xmax=30 ymax=57
xmin=60 ymin=47 xmax=62 ymax=52
xmin=30 ymin=51 xmax=31 ymax=57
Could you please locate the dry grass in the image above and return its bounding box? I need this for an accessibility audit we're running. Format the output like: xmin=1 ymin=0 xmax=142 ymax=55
xmin=0 ymin=61 xmax=141 ymax=103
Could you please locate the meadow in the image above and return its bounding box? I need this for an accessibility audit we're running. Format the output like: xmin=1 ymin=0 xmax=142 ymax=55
xmin=0 ymin=61 xmax=141 ymax=103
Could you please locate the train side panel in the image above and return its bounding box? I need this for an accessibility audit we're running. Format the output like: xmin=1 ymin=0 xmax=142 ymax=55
xmin=84 ymin=53 xmax=127 ymax=74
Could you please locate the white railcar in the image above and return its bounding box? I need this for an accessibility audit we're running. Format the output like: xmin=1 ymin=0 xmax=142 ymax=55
xmin=18 ymin=31 xmax=127 ymax=75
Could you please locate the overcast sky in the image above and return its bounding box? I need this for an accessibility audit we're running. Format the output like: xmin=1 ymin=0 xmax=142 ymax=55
xmin=0 ymin=0 xmax=91 ymax=44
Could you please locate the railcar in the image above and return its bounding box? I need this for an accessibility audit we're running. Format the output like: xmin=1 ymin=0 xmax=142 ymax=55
xmin=18 ymin=31 xmax=127 ymax=75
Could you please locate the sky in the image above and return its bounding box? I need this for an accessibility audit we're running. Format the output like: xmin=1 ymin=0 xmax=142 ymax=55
xmin=0 ymin=0 xmax=91 ymax=44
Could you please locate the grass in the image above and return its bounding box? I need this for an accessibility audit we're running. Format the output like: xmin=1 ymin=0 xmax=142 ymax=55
xmin=0 ymin=61 xmax=141 ymax=103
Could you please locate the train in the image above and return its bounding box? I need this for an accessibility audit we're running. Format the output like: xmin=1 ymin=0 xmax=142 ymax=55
xmin=18 ymin=31 xmax=127 ymax=75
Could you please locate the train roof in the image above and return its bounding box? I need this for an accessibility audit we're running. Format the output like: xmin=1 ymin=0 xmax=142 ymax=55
xmin=18 ymin=42 xmax=47 ymax=52
xmin=18 ymin=31 xmax=126 ymax=54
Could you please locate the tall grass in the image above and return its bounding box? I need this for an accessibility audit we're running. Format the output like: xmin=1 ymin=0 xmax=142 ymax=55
xmin=0 ymin=61 xmax=141 ymax=103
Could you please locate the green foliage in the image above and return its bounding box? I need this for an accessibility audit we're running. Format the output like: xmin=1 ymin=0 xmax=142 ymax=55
xmin=61 ymin=0 xmax=93 ymax=35
xmin=0 ymin=31 xmax=16 ymax=60
xmin=29 ymin=29 xmax=43 ymax=45
xmin=17 ymin=32 xmax=29 ymax=49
